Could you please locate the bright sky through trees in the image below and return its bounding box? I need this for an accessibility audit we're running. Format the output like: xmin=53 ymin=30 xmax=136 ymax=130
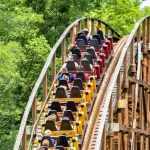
xmin=140 ymin=0 xmax=150 ymax=8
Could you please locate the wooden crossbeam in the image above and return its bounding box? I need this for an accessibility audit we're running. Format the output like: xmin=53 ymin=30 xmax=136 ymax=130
xmin=128 ymin=76 xmax=150 ymax=89
xmin=107 ymin=127 xmax=150 ymax=136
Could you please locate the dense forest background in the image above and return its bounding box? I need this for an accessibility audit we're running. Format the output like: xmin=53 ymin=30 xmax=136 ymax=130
xmin=0 ymin=0 xmax=150 ymax=149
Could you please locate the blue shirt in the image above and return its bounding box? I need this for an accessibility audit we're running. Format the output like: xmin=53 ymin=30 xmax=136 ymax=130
xmin=57 ymin=73 xmax=74 ymax=81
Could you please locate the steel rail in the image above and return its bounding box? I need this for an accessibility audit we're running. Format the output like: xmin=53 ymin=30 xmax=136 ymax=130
xmin=14 ymin=17 xmax=121 ymax=150
xmin=90 ymin=16 xmax=149 ymax=150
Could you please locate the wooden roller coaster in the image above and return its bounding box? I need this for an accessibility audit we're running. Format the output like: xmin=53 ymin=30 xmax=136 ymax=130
xmin=14 ymin=16 xmax=150 ymax=150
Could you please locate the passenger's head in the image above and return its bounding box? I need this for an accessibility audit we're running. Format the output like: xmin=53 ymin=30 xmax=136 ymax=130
xmin=44 ymin=129 xmax=52 ymax=136
xmin=82 ymin=28 xmax=89 ymax=36
xmin=47 ymin=114 xmax=57 ymax=122
xmin=96 ymin=26 xmax=101 ymax=32
xmin=62 ymin=75 xmax=69 ymax=82
xmin=68 ymin=44 xmax=77 ymax=51
xmin=61 ymin=67 xmax=68 ymax=73
xmin=68 ymin=55 xmax=74 ymax=61
xmin=75 ymin=31 xmax=84 ymax=40
xmin=90 ymin=46 xmax=95 ymax=50
xmin=78 ymin=65 xmax=84 ymax=71
xmin=42 ymin=139 xmax=50 ymax=147
xmin=59 ymin=85 xmax=67 ymax=91
xmin=61 ymin=105 xmax=66 ymax=111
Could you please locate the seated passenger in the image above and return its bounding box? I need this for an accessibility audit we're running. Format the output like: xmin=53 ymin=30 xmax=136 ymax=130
xmin=68 ymin=44 xmax=81 ymax=59
xmin=42 ymin=139 xmax=51 ymax=147
xmin=59 ymin=85 xmax=69 ymax=98
xmin=82 ymin=56 xmax=93 ymax=70
xmin=75 ymin=31 xmax=85 ymax=41
xmin=77 ymin=65 xmax=90 ymax=80
xmin=44 ymin=130 xmax=55 ymax=145
xmin=47 ymin=114 xmax=57 ymax=122
xmin=82 ymin=28 xmax=91 ymax=41
xmin=61 ymin=75 xmax=71 ymax=89
xmin=96 ymin=26 xmax=105 ymax=41
xmin=62 ymin=56 xmax=78 ymax=70
xmin=57 ymin=68 xmax=74 ymax=81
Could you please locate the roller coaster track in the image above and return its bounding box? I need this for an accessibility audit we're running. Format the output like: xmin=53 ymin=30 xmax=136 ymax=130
xmin=14 ymin=16 xmax=150 ymax=150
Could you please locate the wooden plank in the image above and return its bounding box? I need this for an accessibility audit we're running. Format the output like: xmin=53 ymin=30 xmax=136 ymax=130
xmin=36 ymin=102 xmax=44 ymax=111
xmin=123 ymin=53 xmax=129 ymax=150
xmin=143 ymin=19 xmax=148 ymax=54
xmin=22 ymin=127 xmax=26 ymax=150
xmin=108 ymin=123 xmax=119 ymax=132
xmin=70 ymin=27 xmax=74 ymax=43
xmin=98 ymin=21 xmax=101 ymax=27
xmin=117 ymin=72 xmax=122 ymax=150
xmin=120 ymin=127 xmax=150 ymax=135
xmin=61 ymin=38 xmax=66 ymax=64
xmin=117 ymin=99 xmax=128 ymax=108
xmin=131 ymin=42 xmax=141 ymax=150
xmin=52 ymin=53 xmax=56 ymax=81
xmin=91 ymin=19 xmax=94 ymax=35
xmin=77 ymin=21 xmax=81 ymax=32
xmin=32 ymin=97 xmax=36 ymax=125
xmin=109 ymin=97 xmax=114 ymax=150
xmin=84 ymin=19 xmax=88 ymax=28
xmin=105 ymin=25 xmax=109 ymax=35
xmin=128 ymin=76 xmax=150 ymax=89
xmin=43 ymin=71 xmax=47 ymax=101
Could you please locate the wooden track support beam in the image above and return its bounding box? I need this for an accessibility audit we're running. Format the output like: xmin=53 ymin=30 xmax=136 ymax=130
xmin=32 ymin=97 xmax=36 ymax=125
xmin=22 ymin=127 xmax=26 ymax=150
xmin=61 ymin=38 xmax=66 ymax=64
xmin=43 ymin=71 xmax=47 ymax=101
xmin=128 ymin=77 xmax=150 ymax=89
xmin=109 ymin=97 xmax=114 ymax=150
xmin=52 ymin=53 xmax=56 ymax=81
xmin=84 ymin=19 xmax=88 ymax=28
xmin=91 ymin=19 xmax=94 ymax=35
xmin=117 ymin=71 xmax=123 ymax=150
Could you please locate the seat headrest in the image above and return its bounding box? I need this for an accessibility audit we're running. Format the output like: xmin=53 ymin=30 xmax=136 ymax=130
xmin=76 ymin=39 xmax=85 ymax=50
xmin=51 ymin=101 xmax=62 ymax=112
xmin=93 ymin=34 xmax=102 ymax=45
xmin=90 ymin=39 xmax=100 ymax=49
xmin=86 ymin=48 xmax=97 ymax=59
xmin=73 ymin=78 xmax=85 ymax=90
xmin=63 ymin=110 xmax=75 ymax=121
xmin=45 ymin=120 xmax=58 ymax=131
xmin=60 ymin=118 xmax=73 ymax=130
xmin=66 ymin=101 xmax=78 ymax=112
xmin=81 ymin=60 xmax=92 ymax=71
xmin=70 ymin=86 xmax=82 ymax=98
xmin=66 ymin=60 xmax=77 ymax=71
xmin=76 ymin=71 xmax=86 ymax=82
xmin=57 ymin=135 xmax=69 ymax=147
xmin=55 ymin=87 xmax=67 ymax=98
xmin=58 ymin=79 xmax=69 ymax=90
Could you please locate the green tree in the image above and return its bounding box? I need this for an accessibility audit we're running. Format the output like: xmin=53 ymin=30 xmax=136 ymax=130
xmin=88 ymin=0 xmax=141 ymax=36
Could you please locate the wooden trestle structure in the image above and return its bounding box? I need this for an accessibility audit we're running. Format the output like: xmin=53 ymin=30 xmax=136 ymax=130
xmin=14 ymin=16 xmax=150 ymax=150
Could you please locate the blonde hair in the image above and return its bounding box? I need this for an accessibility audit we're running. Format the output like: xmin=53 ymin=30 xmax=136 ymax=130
xmin=47 ymin=114 xmax=57 ymax=122
xmin=42 ymin=139 xmax=49 ymax=146
xmin=44 ymin=129 xmax=51 ymax=136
